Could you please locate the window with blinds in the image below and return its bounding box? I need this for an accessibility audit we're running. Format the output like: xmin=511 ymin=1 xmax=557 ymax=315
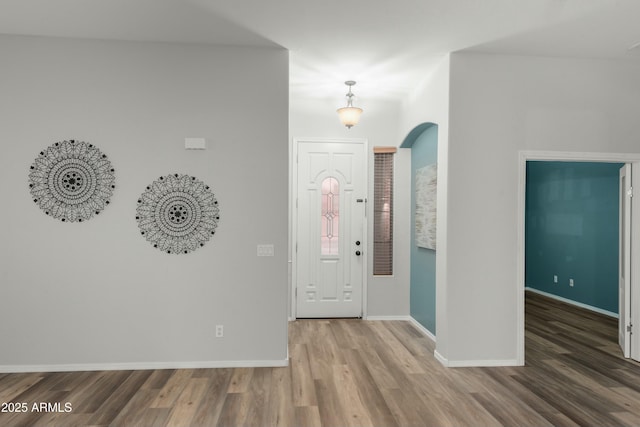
xmin=373 ymin=148 xmax=395 ymax=276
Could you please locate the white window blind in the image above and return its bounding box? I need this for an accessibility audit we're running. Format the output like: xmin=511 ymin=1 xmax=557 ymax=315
xmin=373 ymin=148 xmax=395 ymax=276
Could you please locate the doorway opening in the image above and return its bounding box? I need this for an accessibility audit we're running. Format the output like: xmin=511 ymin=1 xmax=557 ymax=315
xmin=524 ymin=160 xmax=623 ymax=364
xmin=517 ymin=151 xmax=640 ymax=365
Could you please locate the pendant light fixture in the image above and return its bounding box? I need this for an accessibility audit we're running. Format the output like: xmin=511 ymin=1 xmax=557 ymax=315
xmin=337 ymin=80 xmax=363 ymax=129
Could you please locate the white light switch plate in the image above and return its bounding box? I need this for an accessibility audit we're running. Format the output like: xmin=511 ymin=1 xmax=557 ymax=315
xmin=185 ymin=137 xmax=206 ymax=150
xmin=257 ymin=244 xmax=274 ymax=256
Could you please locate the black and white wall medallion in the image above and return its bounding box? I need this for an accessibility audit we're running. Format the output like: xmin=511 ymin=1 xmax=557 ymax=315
xmin=136 ymin=174 xmax=220 ymax=254
xmin=28 ymin=140 xmax=116 ymax=222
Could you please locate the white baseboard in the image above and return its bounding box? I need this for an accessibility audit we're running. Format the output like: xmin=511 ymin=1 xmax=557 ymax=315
xmin=367 ymin=317 xmax=520 ymax=368
xmin=407 ymin=317 xmax=436 ymax=342
xmin=433 ymin=351 xmax=519 ymax=367
xmin=434 ymin=350 xmax=448 ymax=367
xmin=448 ymin=359 xmax=520 ymax=367
xmin=0 ymin=358 xmax=289 ymax=374
xmin=366 ymin=315 xmax=412 ymax=321
xmin=404 ymin=318 xmax=512 ymax=369
xmin=366 ymin=316 xmax=437 ymax=344
xmin=525 ymin=287 xmax=618 ymax=318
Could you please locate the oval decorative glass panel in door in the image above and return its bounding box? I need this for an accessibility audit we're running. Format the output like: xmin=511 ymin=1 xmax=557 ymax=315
xmin=28 ymin=140 xmax=116 ymax=222
xmin=321 ymin=176 xmax=340 ymax=256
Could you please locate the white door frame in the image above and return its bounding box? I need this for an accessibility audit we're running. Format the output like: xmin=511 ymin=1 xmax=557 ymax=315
xmin=517 ymin=150 xmax=640 ymax=365
xmin=290 ymin=137 xmax=369 ymax=320
xmin=620 ymin=164 xmax=632 ymax=357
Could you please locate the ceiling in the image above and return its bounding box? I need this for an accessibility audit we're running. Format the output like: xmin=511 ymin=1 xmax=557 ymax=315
xmin=0 ymin=0 xmax=638 ymax=101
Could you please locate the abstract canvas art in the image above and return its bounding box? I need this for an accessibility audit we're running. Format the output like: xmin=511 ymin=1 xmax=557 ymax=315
xmin=415 ymin=163 xmax=437 ymax=250
xmin=28 ymin=140 xmax=115 ymax=222
xmin=136 ymin=174 xmax=220 ymax=254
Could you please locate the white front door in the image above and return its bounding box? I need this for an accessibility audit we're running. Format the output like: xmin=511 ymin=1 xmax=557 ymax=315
xmin=295 ymin=139 xmax=366 ymax=318
xmin=619 ymin=164 xmax=632 ymax=358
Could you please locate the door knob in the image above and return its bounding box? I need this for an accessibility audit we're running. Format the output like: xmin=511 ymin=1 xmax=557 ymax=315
xmin=355 ymin=250 xmax=361 ymax=256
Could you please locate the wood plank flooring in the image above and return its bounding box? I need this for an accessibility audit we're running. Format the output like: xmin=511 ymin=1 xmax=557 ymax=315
xmin=1 ymin=291 xmax=640 ymax=426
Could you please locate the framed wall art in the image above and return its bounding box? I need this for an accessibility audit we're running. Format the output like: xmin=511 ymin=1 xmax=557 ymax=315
xmin=415 ymin=163 xmax=437 ymax=250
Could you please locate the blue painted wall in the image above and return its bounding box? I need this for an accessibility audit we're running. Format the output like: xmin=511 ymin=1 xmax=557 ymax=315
xmin=402 ymin=123 xmax=438 ymax=333
xmin=525 ymin=161 xmax=622 ymax=314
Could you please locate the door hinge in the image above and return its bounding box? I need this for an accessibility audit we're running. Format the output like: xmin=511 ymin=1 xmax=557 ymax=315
xmin=628 ymin=187 xmax=633 ymax=197
xmin=627 ymin=324 xmax=633 ymax=334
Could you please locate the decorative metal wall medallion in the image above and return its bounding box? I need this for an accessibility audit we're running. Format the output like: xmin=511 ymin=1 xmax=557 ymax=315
xmin=136 ymin=174 xmax=220 ymax=254
xmin=28 ymin=140 xmax=116 ymax=222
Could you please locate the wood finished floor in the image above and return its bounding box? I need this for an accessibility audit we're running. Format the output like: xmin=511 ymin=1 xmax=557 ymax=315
xmin=2 ymin=291 xmax=640 ymax=427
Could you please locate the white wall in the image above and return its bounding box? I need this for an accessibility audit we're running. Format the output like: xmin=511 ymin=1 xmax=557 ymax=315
xmin=399 ymin=56 xmax=450 ymax=145
xmin=0 ymin=35 xmax=289 ymax=370
xmin=398 ymin=56 xmax=450 ymax=350
xmin=444 ymin=52 xmax=640 ymax=364
xmin=289 ymin=94 xmax=410 ymax=317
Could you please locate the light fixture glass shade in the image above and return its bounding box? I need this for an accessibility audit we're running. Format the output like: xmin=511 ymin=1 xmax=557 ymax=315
xmin=337 ymin=106 xmax=363 ymax=129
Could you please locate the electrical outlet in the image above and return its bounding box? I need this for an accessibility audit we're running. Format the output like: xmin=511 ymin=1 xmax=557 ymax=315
xmin=215 ymin=325 xmax=224 ymax=338
xmin=257 ymin=244 xmax=274 ymax=257
xmin=569 ymin=279 xmax=574 ymax=287
xmin=553 ymin=275 xmax=558 ymax=283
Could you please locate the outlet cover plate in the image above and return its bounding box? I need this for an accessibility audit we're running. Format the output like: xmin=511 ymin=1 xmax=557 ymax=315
xmin=257 ymin=244 xmax=274 ymax=256
xmin=185 ymin=137 xmax=206 ymax=150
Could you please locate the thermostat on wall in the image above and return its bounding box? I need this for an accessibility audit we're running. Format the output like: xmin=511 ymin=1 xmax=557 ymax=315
xmin=185 ymin=138 xmax=206 ymax=150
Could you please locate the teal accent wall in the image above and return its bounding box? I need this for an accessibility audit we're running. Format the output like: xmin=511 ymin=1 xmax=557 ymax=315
xmin=401 ymin=123 xmax=438 ymax=333
xmin=525 ymin=161 xmax=623 ymax=314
